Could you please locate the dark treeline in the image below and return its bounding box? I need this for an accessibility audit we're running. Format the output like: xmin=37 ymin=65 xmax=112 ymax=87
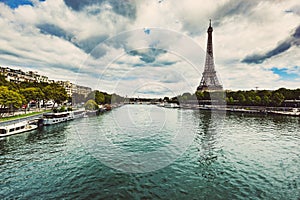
xmin=224 ymin=88 xmax=300 ymax=107
xmin=79 ymin=90 xmax=124 ymax=105
xmin=82 ymin=91 xmax=124 ymax=110
xmin=175 ymin=88 xmax=300 ymax=107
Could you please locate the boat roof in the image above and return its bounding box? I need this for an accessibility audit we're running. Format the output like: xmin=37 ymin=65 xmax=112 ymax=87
xmin=43 ymin=111 xmax=71 ymax=116
xmin=0 ymin=121 xmax=28 ymax=129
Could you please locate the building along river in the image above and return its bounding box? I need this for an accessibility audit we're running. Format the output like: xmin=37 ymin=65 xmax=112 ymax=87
xmin=0 ymin=104 xmax=299 ymax=199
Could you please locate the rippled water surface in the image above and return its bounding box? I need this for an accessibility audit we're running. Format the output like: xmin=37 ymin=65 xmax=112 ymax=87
xmin=0 ymin=105 xmax=299 ymax=199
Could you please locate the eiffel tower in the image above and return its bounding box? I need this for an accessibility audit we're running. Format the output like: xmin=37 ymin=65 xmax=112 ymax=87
xmin=197 ymin=20 xmax=223 ymax=91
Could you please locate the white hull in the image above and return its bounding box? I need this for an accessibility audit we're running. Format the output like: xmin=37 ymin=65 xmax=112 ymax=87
xmin=164 ymin=103 xmax=180 ymax=108
xmin=73 ymin=110 xmax=86 ymax=119
xmin=43 ymin=110 xmax=86 ymax=125
xmin=0 ymin=121 xmax=38 ymax=137
xmin=43 ymin=112 xmax=74 ymax=125
xmin=43 ymin=116 xmax=74 ymax=125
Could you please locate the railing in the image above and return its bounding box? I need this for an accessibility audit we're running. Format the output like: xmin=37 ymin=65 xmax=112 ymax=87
xmin=0 ymin=114 xmax=44 ymax=127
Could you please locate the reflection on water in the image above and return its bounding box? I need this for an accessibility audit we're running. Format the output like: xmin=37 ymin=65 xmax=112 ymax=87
xmin=0 ymin=105 xmax=299 ymax=199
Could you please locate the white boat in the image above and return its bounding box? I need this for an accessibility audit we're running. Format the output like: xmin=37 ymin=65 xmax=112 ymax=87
xmin=164 ymin=103 xmax=180 ymax=108
xmin=42 ymin=109 xmax=87 ymax=125
xmin=42 ymin=111 xmax=74 ymax=125
xmin=73 ymin=109 xmax=86 ymax=119
xmin=0 ymin=121 xmax=38 ymax=137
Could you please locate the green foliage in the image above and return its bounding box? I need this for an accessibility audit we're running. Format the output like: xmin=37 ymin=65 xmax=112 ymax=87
xmin=0 ymin=75 xmax=18 ymax=90
xmin=176 ymin=87 xmax=297 ymax=107
xmin=254 ymin=95 xmax=261 ymax=105
xmin=226 ymin=96 xmax=234 ymax=104
xmin=0 ymin=76 xmax=69 ymax=114
xmin=226 ymin=89 xmax=290 ymax=107
xmin=20 ymin=87 xmax=44 ymax=104
xmin=43 ymin=84 xmax=68 ymax=107
xmin=270 ymin=92 xmax=285 ymax=106
xmin=0 ymin=86 xmax=25 ymax=117
xmin=84 ymin=99 xmax=98 ymax=110
xmin=195 ymin=91 xmax=204 ymax=100
xmin=59 ymin=106 xmax=66 ymax=112
xmin=95 ymin=91 xmax=105 ymax=104
xmin=86 ymin=90 xmax=112 ymax=105
xmin=104 ymin=94 xmax=112 ymax=104
xmin=178 ymin=92 xmax=192 ymax=103
xmin=237 ymin=93 xmax=246 ymax=104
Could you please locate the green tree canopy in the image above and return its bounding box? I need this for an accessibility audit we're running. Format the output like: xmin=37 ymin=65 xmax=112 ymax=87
xmin=20 ymin=87 xmax=44 ymax=104
xmin=195 ymin=91 xmax=204 ymax=100
xmin=271 ymin=92 xmax=285 ymax=106
xmin=95 ymin=91 xmax=105 ymax=104
xmin=84 ymin=99 xmax=98 ymax=110
xmin=0 ymin=86 xmax=25 ymax=117
xmin=43 ymin=84 xmax=68 ymax=108
xmin=86 ymin=90 xmax=107 ymax=104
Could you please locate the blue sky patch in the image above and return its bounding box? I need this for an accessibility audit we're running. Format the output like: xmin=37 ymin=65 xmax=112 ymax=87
xmin=271 ymin=67 xmax=300 ymax=80
xmin=0 ymin=0 xmax=45 ymax=9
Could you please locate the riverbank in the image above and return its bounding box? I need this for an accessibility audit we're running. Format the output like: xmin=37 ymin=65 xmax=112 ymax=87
xmin=162 ymin=103 xmax=300 ymax=117
xmin=0 ymin=103 xmax=123 ymax=128
xmin=225 ymin=107 xmax=300 ymax=117
xmin=0 ymin=110 xmax=50 ymax=122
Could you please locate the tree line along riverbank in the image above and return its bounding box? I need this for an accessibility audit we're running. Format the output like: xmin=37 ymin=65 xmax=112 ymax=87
xmin=173 ymin=88 xmax=300 ymax=107
xmin=0 ymin=75 xmax=124 ymax=119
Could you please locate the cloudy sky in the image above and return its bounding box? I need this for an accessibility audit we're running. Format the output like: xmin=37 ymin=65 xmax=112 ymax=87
xmin=0 ymin=0 xmax=299 ymax=97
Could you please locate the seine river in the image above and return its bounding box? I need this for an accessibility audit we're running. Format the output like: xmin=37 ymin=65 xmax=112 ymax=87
xmin=0 ymin=105 xmax=299 ymax=199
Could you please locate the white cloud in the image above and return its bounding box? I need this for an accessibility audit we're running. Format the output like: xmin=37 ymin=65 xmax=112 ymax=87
xmin=0 ymin=0 xmax=299 ymax=97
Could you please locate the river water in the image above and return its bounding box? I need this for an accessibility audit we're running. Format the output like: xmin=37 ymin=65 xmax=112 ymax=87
xmin=0 ymin=105 xmax=299 ymax=199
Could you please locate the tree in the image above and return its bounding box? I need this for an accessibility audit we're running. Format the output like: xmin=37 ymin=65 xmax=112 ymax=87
xmin=163 ymin=96 xmax=170 ymax=102
xmin=203 ymin=91 xmax=210 ymax=100
xmin=95 ymin=91 xmax=105 ymax=104
xmin=254 ymin=95 xmax=261 ymax=105
xmin=84 ymin=99 xmax=98 ymax=110
xmin=271 ymin=92 xmax=284 ymax=106
xmin=43 ymin=84 xmax=68 ymax=109
xmin=20 ymin=87 xmax=44 ymax=110
xmin=0 ymin=86 xmax=25 ymax=117
xmin=104 ymin=94 xmax=112 ymax=104
xmin=178 ymin=92 xmax=192 ymax=103
xmin=196 ymin=91 xmax=204 ymax=100
xmin=237 ymin=93 xmax=246 ymax=105
xmin=87 ymin=90 xmax=106 ymax=104
xmin=0 ymin=75 xmax=18 ymax=90
xmin=258 ymin=90 xmax=272 ymax=106
xmin=226 ymin=96 xmax=234 ymax=104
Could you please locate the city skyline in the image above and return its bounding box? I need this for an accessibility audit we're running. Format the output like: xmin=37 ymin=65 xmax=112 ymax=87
xmin=0 ymin=0 xmax=299 ymax=97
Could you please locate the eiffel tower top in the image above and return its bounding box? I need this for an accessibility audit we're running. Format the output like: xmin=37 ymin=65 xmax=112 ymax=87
xmin=208 ymin=19 xmax=213 ymax=33
xmin=197 ymin=20 xmax=223 ymax=92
